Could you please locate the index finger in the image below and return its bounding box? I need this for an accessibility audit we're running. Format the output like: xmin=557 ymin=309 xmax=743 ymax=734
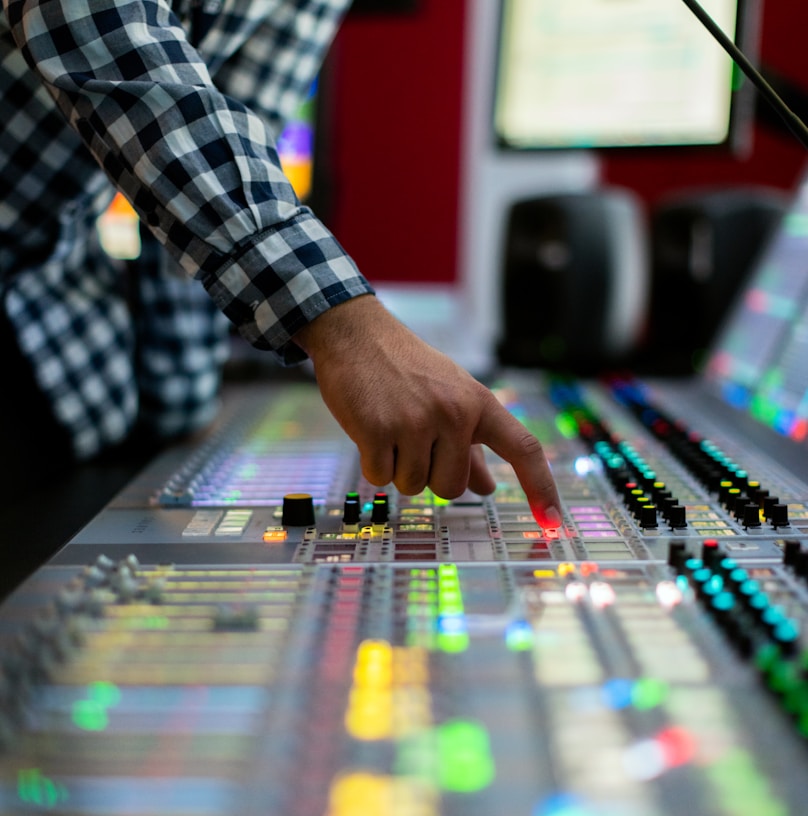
xmin=475 ymin=393 xmax=562 ymax=529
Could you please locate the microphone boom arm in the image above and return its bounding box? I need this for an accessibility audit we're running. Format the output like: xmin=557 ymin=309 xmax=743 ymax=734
xmin=680 ymin=0 xmax=808 ymax=150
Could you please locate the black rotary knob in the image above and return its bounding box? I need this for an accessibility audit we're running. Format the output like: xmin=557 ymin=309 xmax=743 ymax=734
xmin=667 ymin=504 xmax=687 ymax=529
xmin=343 ymin=495 xmax=361 ymax=525
xmin=741 ymin=503 xmax=761 ymax=528
xmin=769 ymin=503 xmax=789 ymax=528
xmin=371 ymin=493 xmax=390 ymax=524
xmin=282 ymin=493 xmax=316 ymax=527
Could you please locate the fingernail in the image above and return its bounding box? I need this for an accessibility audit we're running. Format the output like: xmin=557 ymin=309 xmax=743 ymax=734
xmin=543 ymin=506 xmax=562 ymax=529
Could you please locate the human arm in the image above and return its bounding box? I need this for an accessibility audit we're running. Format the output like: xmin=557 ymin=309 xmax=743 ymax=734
xmin=294 ymin=294 xmax=562 ymax=528
xmin=3 ymin=0 xmax=367 ymax=358
xmin=3 ymin=1 xmax=561 ymax=521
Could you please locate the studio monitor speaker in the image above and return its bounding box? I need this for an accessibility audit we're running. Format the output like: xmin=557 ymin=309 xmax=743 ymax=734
xmin=648 ymin=187 xmax=787 ymax=373
xmin=497 ymin=189 xmax=649 ymax=374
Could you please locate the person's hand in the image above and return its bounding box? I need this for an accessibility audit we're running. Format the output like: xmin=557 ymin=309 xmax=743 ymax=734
xmin=293 ymin=295 xmax=562 ymax=528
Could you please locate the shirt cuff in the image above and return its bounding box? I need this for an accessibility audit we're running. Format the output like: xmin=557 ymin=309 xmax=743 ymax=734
xmin=199 ymin=208 xmax=375 ymax=364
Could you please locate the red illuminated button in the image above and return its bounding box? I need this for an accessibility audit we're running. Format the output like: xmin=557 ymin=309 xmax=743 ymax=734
xmin=701 ymin=539 xmax=721 ymax=567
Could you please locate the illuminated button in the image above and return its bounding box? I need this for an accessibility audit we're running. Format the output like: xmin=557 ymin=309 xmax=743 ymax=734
xmin=701 ymin=539 xmax=721 ymax=567
xmin=262 ymin=527 xmax=288 ymax=542
xmin=656 ymin=580 xmax=683 ymax=608
xmin=689 ymin=565 xmax=712 ymax=593
xmin=747 ymin=482 xmax=766 ymax=504
xmin=725 ymin=487 xmax=743 ymax=512
xmin=765 ymin=655 xmax=799 ymax=696
xmin=772 ymin=619 xmax=800 ymax=657
xmin=745 ymin=592 xmax=769 ymax=625
xmin=628 ymin=488 xmax=645 ymax=511
xmin=718 ymin=480 xmax=734 ymax=502
xmin=590 ymin=581 xmax=616 ymax=608
xmin=682 ymin=557 xmax=703 ymax=579
xmin=281 ymin=493 xmax=315 ymax=527
xmin=436 ymin=719 xmax=495 ymax=792
xmin=726 ymin=567 xmax=749 ymax=590
xmin=711 ymin=590 xmax=735 ymax=615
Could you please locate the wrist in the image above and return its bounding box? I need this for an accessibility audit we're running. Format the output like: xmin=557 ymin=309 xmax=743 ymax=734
xmin=293 ymin=294 xmax=388 ymax=362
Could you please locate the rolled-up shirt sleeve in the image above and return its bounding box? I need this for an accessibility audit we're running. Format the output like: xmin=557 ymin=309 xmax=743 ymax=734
xmin=4 ymin=0 xmax=373 ymax=362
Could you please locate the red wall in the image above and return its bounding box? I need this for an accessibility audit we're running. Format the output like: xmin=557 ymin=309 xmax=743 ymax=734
xmin=323 ymin=0 xmax=466 ymax=284
xmin=325 ymin=1 xmax=808 ymax=284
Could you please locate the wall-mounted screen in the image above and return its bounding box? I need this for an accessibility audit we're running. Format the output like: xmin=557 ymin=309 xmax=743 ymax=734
xmin=493 ymin=0 xmax=755 ymax=151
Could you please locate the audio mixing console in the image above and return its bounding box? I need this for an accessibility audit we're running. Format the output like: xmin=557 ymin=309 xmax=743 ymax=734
xmin=2 ymin=373 xmax=808 ymax=815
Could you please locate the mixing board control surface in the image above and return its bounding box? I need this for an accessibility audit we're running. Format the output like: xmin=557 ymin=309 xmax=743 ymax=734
xmin=2 ymin=374 xmax=808 ymax=815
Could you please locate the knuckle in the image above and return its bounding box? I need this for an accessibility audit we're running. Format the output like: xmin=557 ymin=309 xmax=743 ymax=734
xmin=360 ymin=454 xmax=392 ymax=488
xmin=395 ymin=475 xmax=427 ymax=497
xmin=393 ymin=445 xmax=430 ymax=497
xmin=429 ymin=478 xmax=466 ymax=501
xmin=515 ymin=430 xmax=544 ymax=458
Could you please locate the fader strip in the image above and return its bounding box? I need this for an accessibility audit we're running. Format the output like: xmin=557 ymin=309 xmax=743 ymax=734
xmin=2 ymin=555 xmax=808 ymax=815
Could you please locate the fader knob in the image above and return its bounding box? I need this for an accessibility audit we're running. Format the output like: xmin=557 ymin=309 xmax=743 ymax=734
xmin=667 ymin=504 xmax=687 ymax=529
xmin=282 ymin=493 xmax=316 ymax=527
xmin=343 ymin=496 xmax=361 ymax=525
xmin=769 ymin=503 xmax=789 ymax=528
xmin=371 ymin=493 xmax=390 ymax=524
xmin=732 ymin=494 xmax=750 ymax=519
xmin=667 ymin=540 xmax=687 ymax=568
xmin=742 ymin=503 xmax=762 ymax=528
xmin=639 ymin=504 xmax=658 ymax=529
xmin=782 ymin=540 xmax=802 ymax=568
xmin=763 ymin=496 xmax=781 ymax=519
xmin=701 ymin=539 xmax=722 ymax=567
xmin=794 ymin=550 xmax=808 ymax=579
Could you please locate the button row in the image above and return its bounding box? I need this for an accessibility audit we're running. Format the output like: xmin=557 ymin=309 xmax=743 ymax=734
xmin=611 ymin=380 xmax=789 ymax=530
xmin=549 ymin=380 xmax=687 ymax=530
xmin=668 ymin=540 xmax=808 ymax=741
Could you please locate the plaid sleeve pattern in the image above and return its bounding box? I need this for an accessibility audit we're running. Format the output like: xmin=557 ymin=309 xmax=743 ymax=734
xmin=129 ymin=226 xmax=231 ymax=439
xmin=3 ymin=193 xmax=140 ymax=461
xmin=0 ymin=0 xmax=371 ymax=459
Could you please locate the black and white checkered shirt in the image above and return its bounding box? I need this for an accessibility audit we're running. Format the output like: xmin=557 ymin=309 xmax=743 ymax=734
xmin=0 ymin=0 xmax=371 ymax=459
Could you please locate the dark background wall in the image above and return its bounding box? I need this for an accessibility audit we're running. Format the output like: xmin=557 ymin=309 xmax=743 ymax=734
xmin=322 ymin=0 xmax=808 ymax=285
